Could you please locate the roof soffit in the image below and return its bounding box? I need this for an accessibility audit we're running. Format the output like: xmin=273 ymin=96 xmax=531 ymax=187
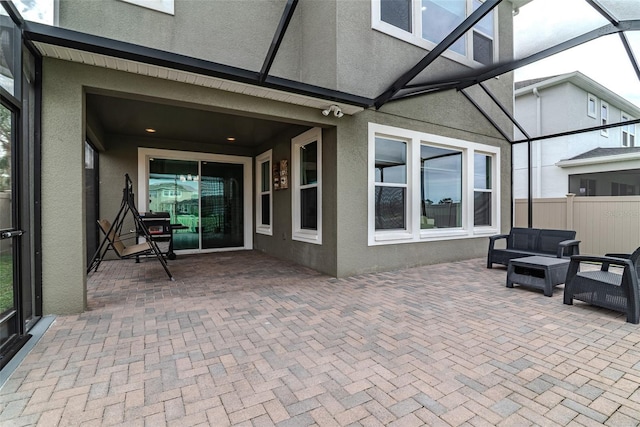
xmin=34 ymin=41 xmax=365 ymax=116
xmin=515 ymin=71 xmax=640 ymax=116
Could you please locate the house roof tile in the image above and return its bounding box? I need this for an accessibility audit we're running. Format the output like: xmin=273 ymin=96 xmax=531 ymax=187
xmin=564 ymin=146 xmax=640 ymax=161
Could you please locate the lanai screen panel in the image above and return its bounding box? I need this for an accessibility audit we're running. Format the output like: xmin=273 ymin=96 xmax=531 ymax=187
xmin=395 ymin=0 xmax=640 ymax=106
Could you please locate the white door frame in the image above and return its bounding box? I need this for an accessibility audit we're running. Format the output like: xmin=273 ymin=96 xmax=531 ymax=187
xmin=137 ymin=147 xmax=253 ymax=252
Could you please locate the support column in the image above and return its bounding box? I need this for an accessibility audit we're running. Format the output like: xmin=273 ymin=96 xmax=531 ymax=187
xmin=41 ymin=59 xmax=87 ymax=314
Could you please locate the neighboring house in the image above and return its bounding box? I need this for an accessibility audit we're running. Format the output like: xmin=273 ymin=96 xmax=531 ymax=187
xmin=0 ymin=0 xmax=537 ymax=366
xmin=513 ymin=71 xmax=640 ymax=198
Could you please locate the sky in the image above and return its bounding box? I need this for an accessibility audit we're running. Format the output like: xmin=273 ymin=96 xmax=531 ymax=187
xmin=12 ymin=0 xmax=53 ymax=24
xmin=513 ymin=0 xmax=640 ymax=108
xmin=9 ymin=0 xmax=640 ymax=108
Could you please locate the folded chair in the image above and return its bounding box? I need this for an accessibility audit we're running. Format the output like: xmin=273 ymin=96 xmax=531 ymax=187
xmin=97 ymin=219 xmax=153 ymax=258
xmin=564 ymin=247 xmax=640 ymax=323
xmin=93 ymin=219 xmax=174 ymax=280
xmin=88 ymin=174 xmax=174 ymax=280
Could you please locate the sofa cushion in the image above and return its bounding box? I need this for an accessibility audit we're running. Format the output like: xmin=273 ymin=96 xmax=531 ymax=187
xmin=537 ymin=229 xmax=576 ymax=255
xmin=509 ymin=228 xmax=539 ymax=251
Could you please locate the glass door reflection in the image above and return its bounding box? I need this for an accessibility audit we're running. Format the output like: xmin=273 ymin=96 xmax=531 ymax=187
xmin=148 ymin=159 xmax=200 ymax=250
xmin=148 ymin=158 xmax=245 ymax=252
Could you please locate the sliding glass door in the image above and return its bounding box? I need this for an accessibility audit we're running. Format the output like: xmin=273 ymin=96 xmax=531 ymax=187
xmin=201 ymin=162 xmax=244 ymax=249
xmin=0 ymin=102 xmax=20 ymax=360
xmin=140 ymin=149 xmax=251 ymax=253
xmin=0 ymin=3 xmax=42 ymax=369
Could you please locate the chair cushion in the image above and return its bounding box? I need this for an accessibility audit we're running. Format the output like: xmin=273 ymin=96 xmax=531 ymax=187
xmin=121 ymin=242 xmax=152 ymax=257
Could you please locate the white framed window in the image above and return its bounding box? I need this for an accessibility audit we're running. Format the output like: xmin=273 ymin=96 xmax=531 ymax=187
xmin=369 ymin=123 xmax=499 ymax=246
xmin=256 ymin=150 xmax=272 ymax=236
xmin=622 ymin=112 xmax=636 ymax=147
xmin=292 ymin=128 xmax=322 ymax=245
xmin=473 ymin=152 xmax=493 ymax=226
xmin=372 ymin=0 xmax=498 ymax=66
xmin=587 ymin=93 xmax=597 ymax=118
xmin=601 ymin=101 xmax=609 ymax=137
xmin=374 ymin=135 xmax=412 ymax=241
xmin=119 ymin=0 xmax=174 ymax=15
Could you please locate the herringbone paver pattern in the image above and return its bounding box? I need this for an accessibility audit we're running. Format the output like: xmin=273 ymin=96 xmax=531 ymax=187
xmin=1 ymin=251 xmax=640 ymax=426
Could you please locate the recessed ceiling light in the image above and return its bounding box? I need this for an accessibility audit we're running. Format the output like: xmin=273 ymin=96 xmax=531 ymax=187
xmin=227 ymin=137 xmax=236 ymax=142
xmin=145 ymin=128 xmax=157 ymax=133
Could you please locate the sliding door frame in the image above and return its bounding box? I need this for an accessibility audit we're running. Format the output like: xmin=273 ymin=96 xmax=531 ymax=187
xmin=137 ymin=147 xmax=253 ymax=252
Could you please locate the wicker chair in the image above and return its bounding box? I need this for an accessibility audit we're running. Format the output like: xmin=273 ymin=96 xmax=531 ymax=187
xmin=563 ymin=247 xmax=640 ymax=324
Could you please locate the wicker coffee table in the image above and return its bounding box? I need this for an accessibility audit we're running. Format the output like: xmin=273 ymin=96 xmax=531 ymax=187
xmin=506 ymin=256 xmax=570 ymax=297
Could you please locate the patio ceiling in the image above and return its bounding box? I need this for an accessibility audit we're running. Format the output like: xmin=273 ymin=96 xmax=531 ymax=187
xmin=85 ymin=92 xmax=311 ymax=149
xmin=4 ymin=0 xmax=640 ymax=145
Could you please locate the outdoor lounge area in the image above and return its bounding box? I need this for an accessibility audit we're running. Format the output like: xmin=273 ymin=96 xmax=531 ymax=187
xmin=2 ymin=251 xmax=640 ymax=426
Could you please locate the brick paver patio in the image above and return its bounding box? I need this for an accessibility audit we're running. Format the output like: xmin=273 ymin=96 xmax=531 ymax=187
xmin=1 ymin=251 xmax=640 ymax=426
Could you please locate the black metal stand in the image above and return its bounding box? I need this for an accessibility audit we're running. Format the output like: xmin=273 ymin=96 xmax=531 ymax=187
xmin=87 ymin=174 xmax=174 ymax=280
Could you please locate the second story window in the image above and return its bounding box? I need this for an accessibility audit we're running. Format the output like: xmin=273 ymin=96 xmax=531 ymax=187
xmin=622 ymin=113 xmax=636 ymax=147
xmin=375 ymin=0 xmax=497 ymax=65
xmin=601 ymin=102 xmax=609 ymax=137
xmin=587 ymin=94 xmax=597 ymax=118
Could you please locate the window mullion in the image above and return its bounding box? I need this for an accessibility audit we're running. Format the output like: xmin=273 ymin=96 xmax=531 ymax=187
xmin=463 ymin=148 xmax=471 ymax=231
xmin=410 ymin=137 xmax=420 ymax=237
xmin=467 ymin=0 xmax=473 ymax=58
xmin=376 ymin=182 xmax=407 ymax=189
xmin=413 ymin=0 xmax=421 ymax=39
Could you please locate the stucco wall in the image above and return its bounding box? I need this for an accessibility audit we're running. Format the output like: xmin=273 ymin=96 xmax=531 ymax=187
xmin=41 ymin=59 xmax=87 ymax=315
xmin=253 ymin=127 xmax=338 ymax=275
xmin=57 ymin=0 xmax=285 ymax=72
xmin=57 ymin=0 xmax=339 ymax=91
xmin=334 ymin=99 xmax=511 ymax=277
xmin=57 ymin=0 xmax=515 ymax=104
xmin=334 ymin=1 xmax=515 ymax=99
xmin=42 ymin=49 xmax=511 ymax=314
xmin=41 ymin=58 xmax=339 ymax=314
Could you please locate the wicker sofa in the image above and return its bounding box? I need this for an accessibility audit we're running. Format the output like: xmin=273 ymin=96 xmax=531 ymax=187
xmin=487 ymin=227 xmax=581 ymax=269
xmin=563 ymin=248 xmax=640 ymax=324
